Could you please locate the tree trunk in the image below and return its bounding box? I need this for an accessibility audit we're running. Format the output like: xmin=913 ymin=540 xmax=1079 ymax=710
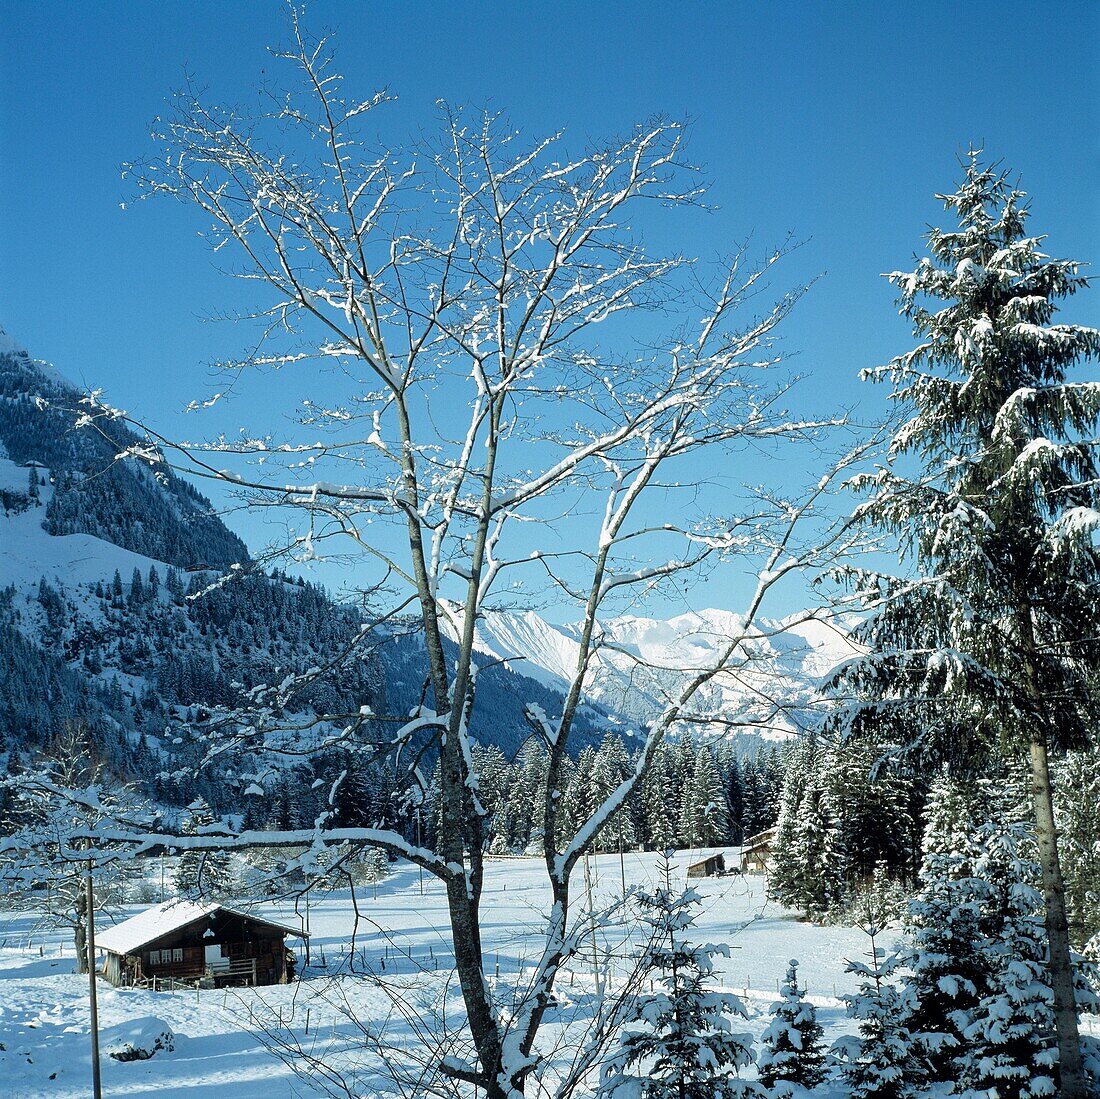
xmin=1017 ymin=600 xmax=1087 ymax=1099
xmin=1028 ymin=734 xmax=1086 ymax=1099
xmin=75 ymin=889 xmax=88 ymax=975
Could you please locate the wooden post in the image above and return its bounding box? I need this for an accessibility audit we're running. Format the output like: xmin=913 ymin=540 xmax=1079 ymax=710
xmin=85 ymin=868 xmax=102 ymax=1099
xmin=618 ymin=819 xmax=627 ymax=898
xmin=584 ymin=854 xmax=603 ymax=998
xmin=416 ymin=810 xmax=425 ymax=896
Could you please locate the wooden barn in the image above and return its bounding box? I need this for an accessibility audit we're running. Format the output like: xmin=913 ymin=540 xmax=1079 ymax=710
xmin=686 ymin=851 xmax=728 ymax=878
xmin=740 ymin=827 xmax=778 ymax=873
xmin=96 ymin=900 xmax=307 ymax=989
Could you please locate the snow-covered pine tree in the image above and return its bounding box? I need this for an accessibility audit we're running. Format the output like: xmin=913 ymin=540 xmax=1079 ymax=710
xmin=831 ymin=152 xmax=1100 ymax=1097
xmin=174 ymin=797 xmax=234 ymax=899
xmin=644 ymin=747 xmax=679 ymax=852
xmin=683 ymin=747 xmax=729 ymax=849
xmin=740 ymin=757 xmax=772 ymax=840
xmin=768 ymin=740 xmax=814 ymax=904
xmin=821 ymin=733 xmax=922 ymax=900
xmin=128 ymin=566 xmax=144 ymax=606
xmin=839 ymin=927 xmax=923 ymax=1099
xmin=956 ymin=818 xmax=1060 ymax=1099
xmin=718 ymin=746 xmax=744 ymax=845
xmin=600 ymin=854 xmax=760 ymax=1099
xmin=1055 ymin=746 xmax=1100 ymax=950
xmin=775 ymin=767 xmax=836 ymax=918
xmin=593 ymin=733 xmax=638 ymax=853
xmin=756 ymin=958 xmax=825 ymax=1093
xmin=673 ymin=737 xmax=697 ymax=847
xmin=901 ymin=771 xmax=992 ymax=1079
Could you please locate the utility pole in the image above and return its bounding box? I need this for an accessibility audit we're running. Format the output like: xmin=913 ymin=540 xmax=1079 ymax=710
xmin=584 ymin=853 xmax=603 ymax=998
xmin=618 ymin=818 xmax=627 ymax=899
xmin=416 ymin=810 xmax=424 ymax=896
xmin=304 ymin=890 xmax=311 ymax=967
xmin=85 ymin=865 xmax=102 ymax=1099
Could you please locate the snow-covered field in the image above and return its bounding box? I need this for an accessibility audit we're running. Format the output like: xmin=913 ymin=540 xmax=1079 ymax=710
xmin=0 ymin=853 xmax=875 ymax=1098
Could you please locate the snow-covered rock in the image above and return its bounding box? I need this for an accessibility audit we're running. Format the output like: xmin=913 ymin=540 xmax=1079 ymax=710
xmin=102 ymin=1016 xmax=176 ymax=1061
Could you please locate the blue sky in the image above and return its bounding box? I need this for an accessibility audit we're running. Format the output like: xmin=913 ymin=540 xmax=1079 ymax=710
xmin=1 ymin=1 xmax=1096 ymax=615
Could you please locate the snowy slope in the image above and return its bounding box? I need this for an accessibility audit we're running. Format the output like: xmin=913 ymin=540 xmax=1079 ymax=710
xmin=0 ymin=853 xmax=874 ymax=1099
xmin=462 ymin=605 xmax=856 ymax=738
xmin=0 ymin=456 xmax=166 ymax=593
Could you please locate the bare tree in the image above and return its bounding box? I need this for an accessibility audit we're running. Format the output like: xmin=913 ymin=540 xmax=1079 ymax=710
xmin=55 ymin=15 xmax=865 ymax=1095
xmin=1 ymin=722 xmax=135 ymax=969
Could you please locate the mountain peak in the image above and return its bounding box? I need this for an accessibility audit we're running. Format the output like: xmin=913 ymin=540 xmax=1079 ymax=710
xmin=0 ymin=327 xmax=32 ymax=362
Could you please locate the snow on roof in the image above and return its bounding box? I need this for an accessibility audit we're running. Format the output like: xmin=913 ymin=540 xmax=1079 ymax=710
xmin=96 ymin=900 xmax=307 ymax=955
xmin=685 ymin=847 xmax=732 ymax=865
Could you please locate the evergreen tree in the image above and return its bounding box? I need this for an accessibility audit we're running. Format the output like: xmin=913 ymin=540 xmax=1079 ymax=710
xmin=756 ymin=958 xmax=825 ymax=1092
xmin=174 ymin=797 xmax=234 ymax=899
xmin=902 ymin=772 xmax=993 ymax=1080
xmin=1056 ymin=746 xmax=1100 ymax=949
xmin=956 ymin=819 xmax=1059 ymax=1098
xmin=560 ymin=746 xmax=599 ymax=845
xmin=821 ymin=733 xmax=921 ymax=896
xmin=830 ymin=153 xmax=1100 ymax=1095
xmin=740 ymin=757 xmax=772 ymax=839
xmin=683 ymin=747 xmax=728 ymax=849
xmin=601 ymin=855 xmax=760 ymax=1098
xmin=330 ymin=749 xmax=374 ymax=829
xmin=839 ymin=928 xmax=923 ymax=1099
xmin=165 ymin=566 xmax=183 ymax=598
xmin=644 ymin=747 xmax=679 ymax=852
xmin=721 ymin=750 xmax=745 ymax=844
xmin=778 ymin=768 xmax=835 ymax=918
xmin=768 ymin=741 xmax=814 ymax=902
xmin=672 ymin=737 xmax=697 ymax=846
xmin=593 ymin=733 xmax=637 ymax=852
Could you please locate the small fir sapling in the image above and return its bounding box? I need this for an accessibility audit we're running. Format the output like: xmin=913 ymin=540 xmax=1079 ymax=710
xmin=899 ymin=772 xmax=992 ymax=1079
xmin=600 ymin=853 xmax=761 ymax=1099
xmin=756 ymin=958 xmax=825 ymax=1093
xmin=837 ymin=925 xmax=924 ymax=1099
xmin=955 ymin=819 xmax=1060 ymax=1099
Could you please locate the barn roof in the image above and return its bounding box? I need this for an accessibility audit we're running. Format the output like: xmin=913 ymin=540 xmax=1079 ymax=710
xmin=742 ymin=827 xmax=778 ymax=850
xmin=685 ymin=848 xmax=730 ymax=866
xmin=96 ymin=900 xmax=307 ymax=955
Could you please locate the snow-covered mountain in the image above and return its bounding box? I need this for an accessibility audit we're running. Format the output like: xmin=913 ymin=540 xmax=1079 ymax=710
xmin=0 ymin=331 xmax=615 ymax=798
xmin=462 ymin=606 xmax=856 ymax=739
xmin=0 ymin=326 xmax=846 ymax=827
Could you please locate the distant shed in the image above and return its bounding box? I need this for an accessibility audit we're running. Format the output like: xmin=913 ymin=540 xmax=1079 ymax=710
xmin=740 ymin=827 xmax=778 ymax=873
xmin=686 ymin=852 xmax=727 ymax=878
xmin=96 ymin=900 xmax=307 ymax=989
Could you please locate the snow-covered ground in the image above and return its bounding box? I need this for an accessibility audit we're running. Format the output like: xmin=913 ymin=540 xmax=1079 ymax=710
xmin=0 ymin=455 xmax=163 ymax=596
xmin=0 ymin=852 xmax=875 ymax=1098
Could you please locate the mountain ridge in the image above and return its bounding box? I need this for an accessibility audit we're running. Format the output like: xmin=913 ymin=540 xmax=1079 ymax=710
xmin=0 ymin=332 xmax=838 ymax=836
xmin=461 ymin=604 xmax=854 ymax=740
